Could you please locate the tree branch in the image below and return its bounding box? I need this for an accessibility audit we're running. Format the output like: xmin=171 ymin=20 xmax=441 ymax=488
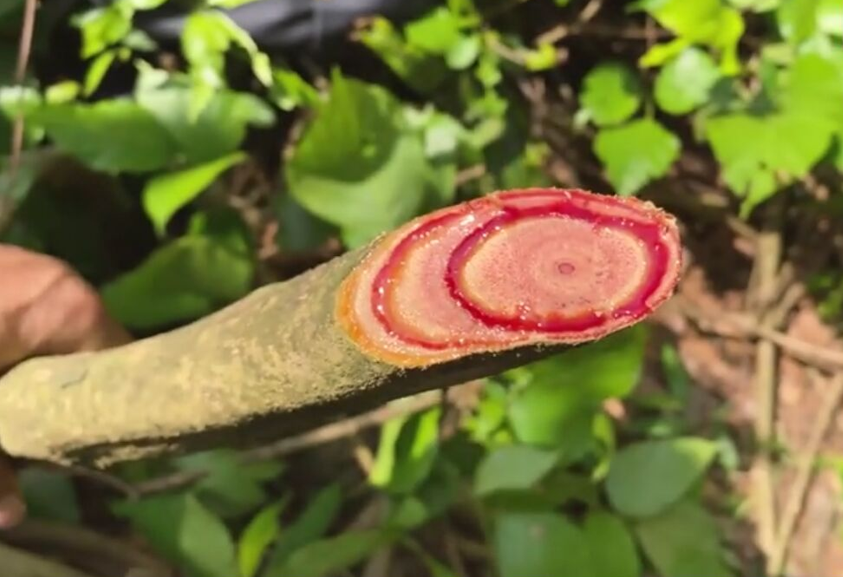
xmin=0 ymin=189 xmax=680 ymax=468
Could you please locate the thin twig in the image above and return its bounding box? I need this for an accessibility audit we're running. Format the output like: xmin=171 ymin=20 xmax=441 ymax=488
xmin=132 ymin=390 xmax=445 ymax=495
xmin=769 ymin=371 xmax=843 ymax=576
xmin=750 ymin=219 xmax=783 ymax=559
xmin=8 ymin=0 xmax=37 ymax=178
xmin=1 ymin=0 xmax=38 ymax=235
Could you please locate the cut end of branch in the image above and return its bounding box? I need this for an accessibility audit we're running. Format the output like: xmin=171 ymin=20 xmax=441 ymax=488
xmin=337 ymin=188 xmax=682 ymax=367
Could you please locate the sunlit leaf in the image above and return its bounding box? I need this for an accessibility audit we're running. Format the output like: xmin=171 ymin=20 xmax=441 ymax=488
xmin=239 ymin=499 xmax=286 ymax=577
xmin=508 ymin=327 xmax=646 ymax=447
xmin=655 ymin=48 xmax=720 ymax=114
xmin=137 ymin=83 xmax=274 ymax=165
xmin=579 ymin=63 xmax=642 ymax=126
xmin=405 ymin=7 xmax=463 ymax=54
xmin=143 ymin=151 xmax=246 ymax=235
xmin=287 ymin=71 xmax=454 ymax=247
xmin=370 ymin=407 xmax=442 ymax=494
xmin=23 ymin=99 xmax=177 ymax=173
xmin=606 ymin=437 xmax=717 ymax=517
xmin=594 ymin=118 xmax=680 ymax=195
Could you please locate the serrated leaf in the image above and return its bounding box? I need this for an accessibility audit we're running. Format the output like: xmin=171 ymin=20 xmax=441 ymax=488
xmin=584 ymin=512 xmax=640 ymax=577
xmin=474 ymin=445 xmax=560 ymax=496
xmin=102 ymin=209 xmax=254 ymax=329
xmin=23 ymin=99 xmax=177 ymax=173
xmin=579 ymin=63 xmax=642 ymax=126
xmin=493 ymin=512 xmax=592 ymax=577
xmin=239 ymin=499 xmax=286 ymax=577
xmin=143 ymin=152 xmax=246 ymax=235
xmin=594 ymin=118 xmax=680 ymax=195
xmin=114 ymin=493 xmax=237 ymax=577
xmin=635 ymin=500 xmax=733 ymax=577
xmin=508 ymin=327 xmax=646 ymax=447
xmin=606 ymin=437 xmax=717 ymax=517
xmin=287 ymin=71 xmax=454 ymax=247
xmin=655 ymin=48 xmax=720 ymax=114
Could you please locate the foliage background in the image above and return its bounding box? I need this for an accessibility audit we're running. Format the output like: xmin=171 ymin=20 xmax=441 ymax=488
xmin=1 ymin=0 xmax=842 ymax=576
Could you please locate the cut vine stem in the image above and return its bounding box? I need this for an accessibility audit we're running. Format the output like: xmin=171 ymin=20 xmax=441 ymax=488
xmin=0 ymin=188 xmax=681 ymax=467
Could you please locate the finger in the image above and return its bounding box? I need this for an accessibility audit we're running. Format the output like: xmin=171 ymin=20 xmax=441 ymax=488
xmin=0 ymin=245 xmax=131 ymax=371
xmin=0 ymin=456 xmax=25 ymax=529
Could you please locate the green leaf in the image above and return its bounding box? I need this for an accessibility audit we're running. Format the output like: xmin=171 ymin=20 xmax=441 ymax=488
xmin=75 ymin=3 xmax=133 ymax=59
xmin=654 ymin=48 xmax=720 ymax=114
xmin=606 ymin=437 xmax=718 ymax=517
xmin=175 ymin=450 xmax=284 ymax=519
xmin=102 ymin=209 xmax=254 ymax=329
xmin=387 ymin=458 xmax=463 ymax=529
xmin=358 ymin=17 xmax=449 ymax=93
xmin=474 ymin=445 xmax=560 ymax=496
xmin=114 ymin=493 xmax=237 ymax=577
xmin=579 ymin=63 xmax=642 ymax=126
xmin=727 ymin=0 xmax=780 ymax=10
xmin=275 ymin=194 xmax=336 ymax=252
xmin=405 ymin=7 xmax=463 ymax=54
xmin=782 ymin=53 xmax=843 ymax=126
xmin=583 ymin=512 xmax=640 ymax=577
xmin=137 ymin=83 xmax=274 ymax=165
xmin=818 ymin=0 xmax=843 ymax=36
xmin=370 ymin=407 xmax=441 ymax=494
xmin=493 ymin=512 xmax=592 ymax=577
xmin=508 ymin=327 xmax=646 ymax=447
xmin=84 ymin=49 xmax=118 ymax=96
xmin=523 ymin=43 xmax=559 ymax=71
xmin=637 ymin=0 xmax=745 ymax=73
xmin=705 ymin=111 xmax=834 ymax=214
xmin=594 ymin=118 xmax=680 ymax=196
xmin=143 ymin=152 xmax=246 ymax=235
xmin=446 ymin=35 xmax=481 ymax=70
xmin=265 ymin=483 xmax=343 ymax=569
xmin=287 ymin=71 xmax=454 ymax=246
xmin=777 ymin=0 xmax=820 ymax=44
xmin=271 ymin=68 xmax=320 ymax=111
xmin=268 ymin=530 xmax=390 ymax=577
xmin=18 ymin=469 xmax=80 ymax=523
xmin=239 ymin=499 xmax=286 ymax=577
xmin=24 ymin=100 xmax=177 ymax=173
xmin=635 ymin=500 xmax=733 ymax=577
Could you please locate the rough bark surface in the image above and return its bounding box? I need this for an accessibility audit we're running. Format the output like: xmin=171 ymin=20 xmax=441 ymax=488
xmin=0 ymin=246 xmax=555 ymax=467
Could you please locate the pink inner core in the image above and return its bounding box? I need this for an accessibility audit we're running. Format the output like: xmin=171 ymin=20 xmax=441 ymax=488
xmin=370 ymin=191 xmax=672 ymax=350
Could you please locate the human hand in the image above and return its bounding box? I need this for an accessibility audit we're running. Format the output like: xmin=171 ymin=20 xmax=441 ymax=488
xmin=0 ymin=244 xmax=131 ymax=528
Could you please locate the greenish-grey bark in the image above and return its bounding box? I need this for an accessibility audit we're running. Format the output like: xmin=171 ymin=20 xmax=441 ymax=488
xmin=0 ymin=246 xmax=560 ymax=468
